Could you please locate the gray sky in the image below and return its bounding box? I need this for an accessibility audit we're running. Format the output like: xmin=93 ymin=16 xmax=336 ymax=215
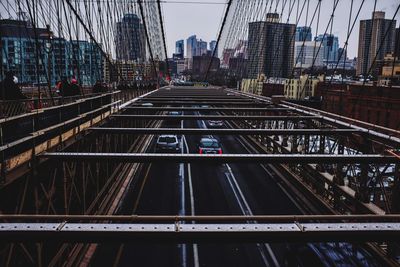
xmin=162 ymin=0 xmax=400 ymax=58
xmin=162 ymin=0 xmax=226 ymax=57
xmin=1 ymin=0 xmax=399 ymax=59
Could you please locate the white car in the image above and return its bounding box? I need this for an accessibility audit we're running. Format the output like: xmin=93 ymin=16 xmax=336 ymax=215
xmin=155 ymin=135 xmax=180 ymax=153
xmin=207 ymin=120 xmax=224 ymax=127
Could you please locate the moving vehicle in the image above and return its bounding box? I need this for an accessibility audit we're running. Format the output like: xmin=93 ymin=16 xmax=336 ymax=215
xmin=155 ymin=135 xmax=180 ymax=152
xmin=167 ymin=111 xmax=182 ymax=116
xmin=207 ymin=120 xmax=224 ymax=127
xmin=198 ymin=138 xmax=222 ymax=154
xmin=141 ymin=102 xmax=153 ymax=107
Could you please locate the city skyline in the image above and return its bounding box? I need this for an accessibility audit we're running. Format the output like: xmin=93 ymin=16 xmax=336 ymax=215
xmin=162 ymin=0 xmax=399 ymax=58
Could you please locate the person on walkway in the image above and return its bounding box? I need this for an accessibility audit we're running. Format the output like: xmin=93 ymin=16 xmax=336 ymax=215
xmin=0 ymin=71 xmax=27 ymax=100
xmin=93 ymin=80 xmax=107 ymax=94
xmin=58 ymin=77 xmax=71 ymax=97
xmin=70 ymin=78 xmax=83 ymax=96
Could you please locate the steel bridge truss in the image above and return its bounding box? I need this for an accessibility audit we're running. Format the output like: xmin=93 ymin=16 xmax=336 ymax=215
xmin=1 ymin=87 xmax=400 ymax=265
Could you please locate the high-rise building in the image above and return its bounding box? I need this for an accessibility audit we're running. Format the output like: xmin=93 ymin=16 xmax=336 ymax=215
xmin=221 ymin=48 xmax=235 ymax=68
xmin=196 ymin=39 xmax=207 ymax=56
xmin=192 ymin=55 xmax=220 ymax=77
xmin=356 ymin=11 xmax=396 ymax=76
xmin=115 ymin=14 xmax=146 ymax=62
xmin=175 ymin=40 xmax=184 ymax=56
xmin=394 ymin=27 xmax=400 ymax=58
xmin=1 ymin=19 xmax=103 ymax=85
xmin=294 ymin=41 xmax=323 ymax=68
xmin=186 ymin=35 xmax=197 ymax=58
xmin=186 ymin=35 xmax=197 ymax=69
xmin=314 ymin=34 xmax=339 ymax=63
xmin=295 ymin=26 xmax=312 ymax=42
xmin=210 ymin=40 xmax=218 ymax=57
xmin=247 ymin=13 xmax=295 ymax=78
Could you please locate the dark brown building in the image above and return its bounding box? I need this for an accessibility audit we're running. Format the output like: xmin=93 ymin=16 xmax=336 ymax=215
xmin=262 ymin=83 xmax=284 ymax=97
xmin=395 ymin=27 xmax=400 ymax=58
xmin=316 ymin=83 xmax=400 ymax=130
xmin=192 ymin=55 xmax=220 ymax=78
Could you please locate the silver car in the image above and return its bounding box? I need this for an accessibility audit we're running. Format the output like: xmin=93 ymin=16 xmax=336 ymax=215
xmin=155 ymin=135 xmax=180 ymax=153
xmin=207 ymin=120 xmax=224 ymax=127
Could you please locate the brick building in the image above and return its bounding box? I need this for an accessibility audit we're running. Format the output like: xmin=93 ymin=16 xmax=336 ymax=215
xmin=316 ymin=83 xmax=400 ymax=130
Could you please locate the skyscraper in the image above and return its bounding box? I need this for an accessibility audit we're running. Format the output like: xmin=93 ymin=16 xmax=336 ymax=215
xmin=186 ymin=35 xmax=197 ymax=58
xmin=295 ymin=26 xmax=312 ymax=42
xmin=247 ymin=13 xmax=295 ymax=78
xmin=175 ymin=40 xmax=184 ymax=56
xmin=196 ymin=39 xmax=208 ymax=56
xmin=394 ymin=27 xmax=400 ymax=58
xmin=357 ymin=11 xmax=396 ymax=76
xmin=294 ymin=41 xmax=323 ymax=68
xmin=314 ymin=34 xmax=339 ymax=63
xmin=115 ymin=14 xmax=146 ymax=62
xmin=210 ymin=40 xmax=218 ymax=57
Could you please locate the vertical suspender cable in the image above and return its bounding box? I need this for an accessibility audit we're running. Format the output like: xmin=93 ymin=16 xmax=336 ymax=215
xmin=156 ymin=0 xmax=170 ymax=80
xmin=137 ymin=0 xmax=158 ymax=83
xmin=204 ymin=0 xmax=233 ymax=82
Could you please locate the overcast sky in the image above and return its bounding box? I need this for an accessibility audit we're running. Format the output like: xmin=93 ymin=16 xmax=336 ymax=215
xmin=162 ymin=0 xmax=400 ymax=58
xmin=161 ymin=1 xmax=225 ymax=57
xmin=1 ymin=0 xmax=399 ymax=60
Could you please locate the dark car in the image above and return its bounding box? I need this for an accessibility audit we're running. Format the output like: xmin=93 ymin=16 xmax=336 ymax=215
xmin=155 ymin=135 xmax=180 ymax=152
xmin=198 ymin=138 xmax=222 ymax=154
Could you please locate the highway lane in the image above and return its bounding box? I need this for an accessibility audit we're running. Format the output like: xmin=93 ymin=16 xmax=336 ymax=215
xmin=91 ymin=118 xmax=182 ymax=267
xmin=183 ymin=113 xmax=269 ymax=267
xmin=92 ymin=89 xmax=381 ymax=266
xmin=186 ymin=108 xmax=381 ymax=266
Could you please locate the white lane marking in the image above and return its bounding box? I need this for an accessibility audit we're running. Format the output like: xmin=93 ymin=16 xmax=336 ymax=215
xmin=199 ymin=112 xmax=279 ymax=267
xmin=182 ymin=113 xmax=200 ymax=267
xmin=224 ymin=165 xmax=279 ymax=267
xmin=183 ymin=135 xmax=195 ymax=217
xmin=179 ymin=114 xmax=187 ymax=267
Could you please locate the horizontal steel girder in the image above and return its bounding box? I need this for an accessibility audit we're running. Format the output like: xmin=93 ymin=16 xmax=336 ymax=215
xmin=39 ymin=153 xmax=398 ymax=164
xmin=1 ymin=214 xmax=399 ymax=222
xmin=131 ymin=102 xmax=268 ymax=106
xmin=111 ymin=115 xmax=321 ymax=121
xmin=88 ymin=127 xmax=362 ymax=135
xmin=0 ymin=223 xmax=399 ymax=243
xmin=140 ymin=97 xmax=251 ymax=101
xmin=124 ymin=107 xmax=290 ymax=112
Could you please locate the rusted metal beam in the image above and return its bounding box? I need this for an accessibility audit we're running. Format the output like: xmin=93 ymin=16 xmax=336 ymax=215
xmin=88 ymin=127 xmax=362 ymax=135
xmin=131 ymin=101 xmax=268 ymax=106
xmin=39 ymin=153 xmax=398 ymax=164
xmin=124 ymin=107 xmax=290 ymax=112
xmin=111 ymin=115 xmax=321 ymax=121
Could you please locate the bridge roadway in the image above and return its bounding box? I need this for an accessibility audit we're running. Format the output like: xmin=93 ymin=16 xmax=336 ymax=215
xmin=91 ymin=86 xmax=381 ymax=267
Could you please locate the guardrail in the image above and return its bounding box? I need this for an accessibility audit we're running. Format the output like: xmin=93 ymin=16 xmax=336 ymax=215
xmin=0 ymin=94 xmax=102 ymax=118
xmin=0 ymin=88 xmax=150 ymax=119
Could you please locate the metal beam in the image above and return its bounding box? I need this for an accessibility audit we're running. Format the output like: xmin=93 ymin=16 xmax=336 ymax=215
xmin=1 ymin=214 xmax=399 ymax=222
xmin=88 ymin=127 xmax=362 ymax=135
xmin=39 ymin=153 xmax=398 ymax=164
xmin=0 ymin=223 xmax=399 ymax=243
xmin=131 ymin=101 xmax=267 ymax=106
xmin=138 ymin=98 xmax=256 ymax=102
xmin=141 ymin=97 xmax=249 ymax=101
xmin=132 ymin=100 xmax=271 ymax=107
xmin=111 ymin=115 xmax=321 ymax=121
xmin=123 ymin=107 xmax=290 ymax=112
